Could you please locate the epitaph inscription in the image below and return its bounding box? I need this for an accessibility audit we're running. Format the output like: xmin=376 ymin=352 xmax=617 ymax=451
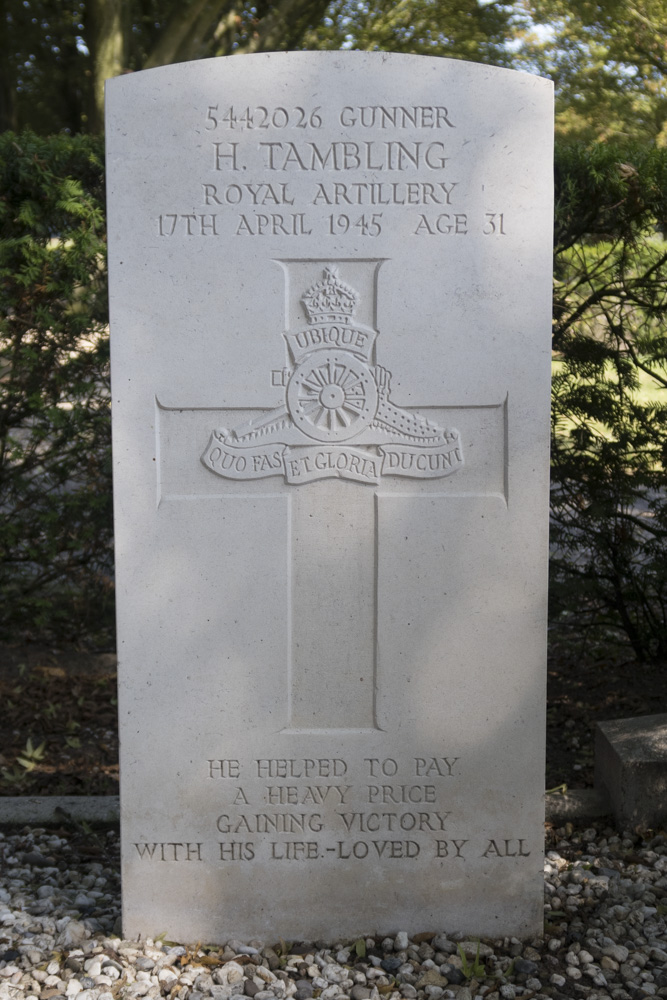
xmin=202 ymin=265 xmax=463 ymax=485
xmin=132 ymin=752 xmax=533 ymax=868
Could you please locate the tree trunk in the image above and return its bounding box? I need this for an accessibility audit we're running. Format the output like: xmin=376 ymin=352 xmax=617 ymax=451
xmin=86 ymin=0 xmax=128 ymax=132
xmin=143 ymin=0 xmax=228 ymax=69
xmin=0 ymin=0 xmax=18 ymax=130
xmin=0 ymin=70 xmax=17 ymax=132
xmin=168 ymin=0 xmax=237 ymax=63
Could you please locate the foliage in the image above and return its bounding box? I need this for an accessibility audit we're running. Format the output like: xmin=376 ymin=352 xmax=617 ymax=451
xmin=551 ymin=142 xmax=667 ymax=663
xmin=457 ymin=942 xmax=486 ymax=981
xmin=516 ymin=0 xmax=667 ymax=144
xmin=0 ymin=736 xmax=47 ymax=787
xmin=0 ymin=130 xmax=113 ymax=644
xmin=4 ymin=0 xmax=667 ymax=143
xmin=15 ymin=737 xmax=46 ymax=772
xmin=309 ymin=0 xmax=522 ymax=63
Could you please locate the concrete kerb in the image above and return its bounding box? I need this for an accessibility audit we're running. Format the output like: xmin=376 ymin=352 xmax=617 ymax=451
xmin=0 ymin=795 xmax=120 ymax=825
xmin=544 ymin=787 xmax=611 ymax=824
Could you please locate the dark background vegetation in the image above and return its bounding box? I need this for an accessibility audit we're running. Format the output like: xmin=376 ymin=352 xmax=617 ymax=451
xmin=1 ymin=0 xmax=666 ymax=794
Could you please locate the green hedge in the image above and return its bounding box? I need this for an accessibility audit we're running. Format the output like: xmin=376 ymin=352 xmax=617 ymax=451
xmin=0 ymin=132 xmax=112 ymax=643
xmin=1 ymin=132 xmax=666 ymax=660
xmin=551 ymin=144 xmax=667 ymax=664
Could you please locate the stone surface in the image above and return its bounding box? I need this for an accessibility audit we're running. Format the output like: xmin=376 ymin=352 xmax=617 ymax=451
xmin=106 ymin=51 xmax=553 ymax=942
xmin=595 ymin=713 xmax=667 ymax=828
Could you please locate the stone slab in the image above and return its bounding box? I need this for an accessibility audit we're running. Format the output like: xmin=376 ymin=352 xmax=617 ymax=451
xmin=106 ymin=51 xmax=553 ymax=942
xmin=596 ymin=713 xmax=667 ymax=829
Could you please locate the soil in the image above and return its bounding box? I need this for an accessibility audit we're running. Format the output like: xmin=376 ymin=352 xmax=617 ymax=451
xmin=545 ymin=640 xmax=667 ymax=790
xmin=1 ymin=638 xmax=666 ymax=797
xmin=0 ymin=641 xmax=118 ymax=796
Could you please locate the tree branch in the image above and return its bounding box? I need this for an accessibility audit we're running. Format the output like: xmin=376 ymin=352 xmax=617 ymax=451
xmin=234 ymin=0 xmax=330 ymax=54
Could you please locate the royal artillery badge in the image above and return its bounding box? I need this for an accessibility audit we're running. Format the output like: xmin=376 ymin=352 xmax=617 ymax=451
xmin=202 ymin=265 xmax=464 ymax=486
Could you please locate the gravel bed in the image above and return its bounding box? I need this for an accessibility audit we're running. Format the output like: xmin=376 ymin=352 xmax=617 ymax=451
xmin=1 ymin=822 xmax=666 ymax=1000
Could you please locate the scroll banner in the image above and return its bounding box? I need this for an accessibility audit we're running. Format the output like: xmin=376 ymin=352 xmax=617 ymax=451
xmin=283 ymin=445 xmax=379 ymax=484
xmin=202 ymin=433 xmax=464 ymax=484
xmin=284 ymin=322 xmax=377 ymax=364
xmin=379 ymin=443 xmax=464 ymax=478
xmin=201 ymin=434 xmax=380 ymax=484
xmin=201 ymin=433 xmax=285 ymax=480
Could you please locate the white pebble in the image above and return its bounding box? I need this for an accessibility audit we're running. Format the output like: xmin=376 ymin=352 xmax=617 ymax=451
xmin=602 ymin=944 xmax=629 ymax=963
xmin=322 ymin=966 xmax=345 ymax=985
xmin=320 ymin=987 xmax=341 ymax=1000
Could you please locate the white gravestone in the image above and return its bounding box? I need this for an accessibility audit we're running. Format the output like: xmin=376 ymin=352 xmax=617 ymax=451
xmin=106 ymin=52 xmax=553 ymax=942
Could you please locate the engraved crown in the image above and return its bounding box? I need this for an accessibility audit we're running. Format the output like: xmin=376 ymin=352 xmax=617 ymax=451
xmin=301 ymin=267 xmax=359 ymax=325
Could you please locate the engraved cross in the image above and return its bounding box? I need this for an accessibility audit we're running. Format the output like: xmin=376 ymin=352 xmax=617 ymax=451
xmin=162 ymin=259 xmax=505 ymax=733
